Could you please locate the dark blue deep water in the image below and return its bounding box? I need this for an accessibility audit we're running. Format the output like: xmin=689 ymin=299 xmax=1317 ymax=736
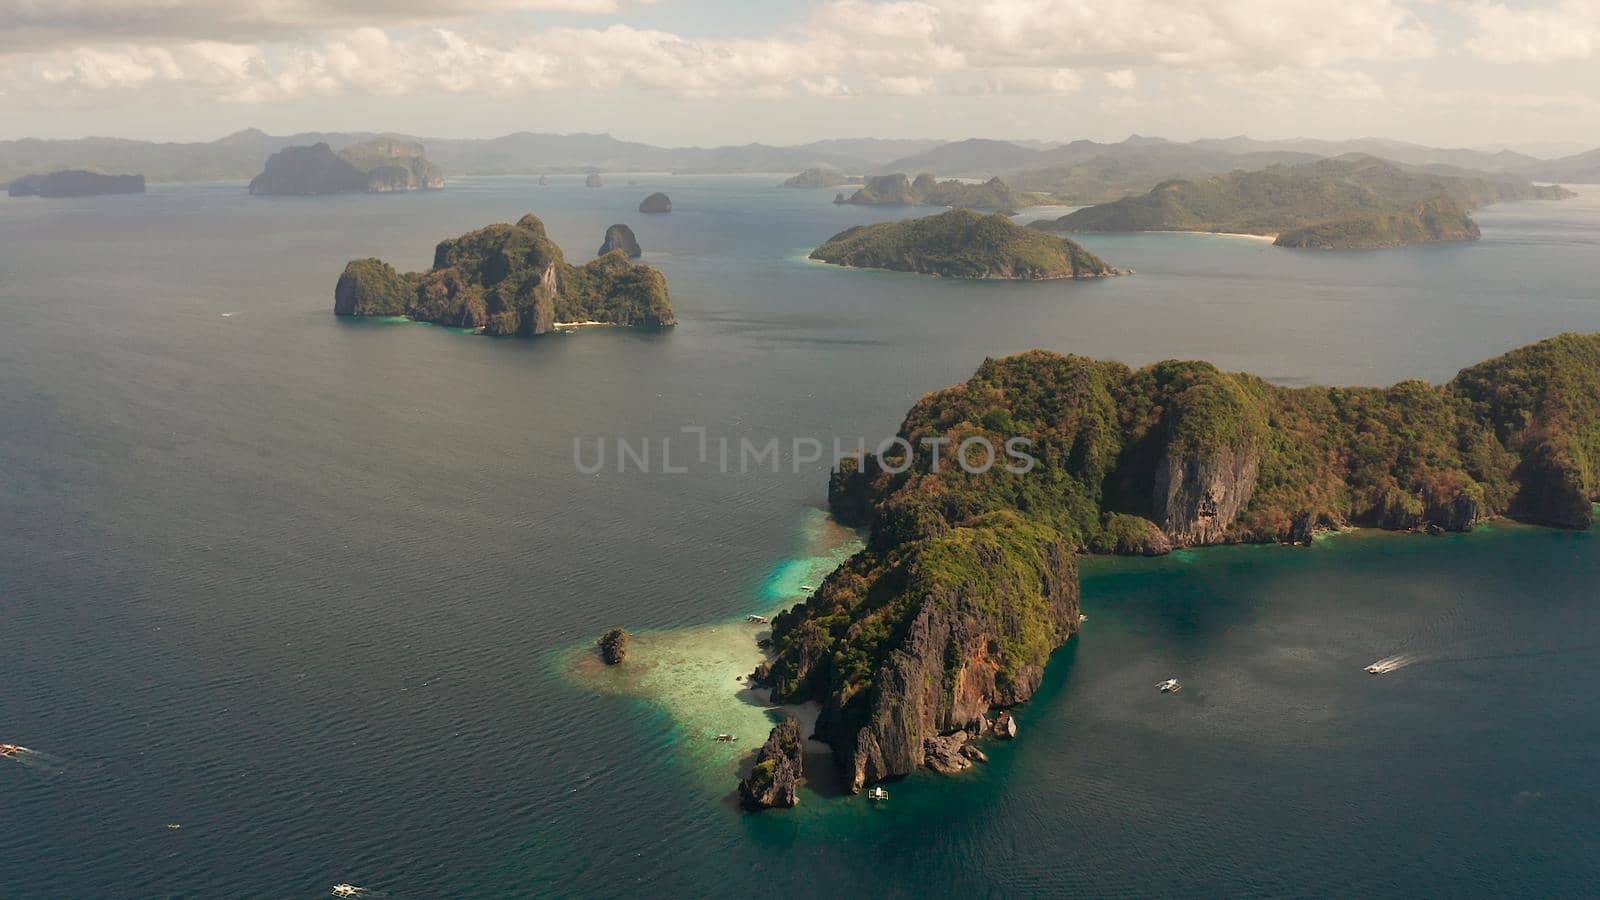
xmin=2 ymin=176 xmax=1598 ymax=897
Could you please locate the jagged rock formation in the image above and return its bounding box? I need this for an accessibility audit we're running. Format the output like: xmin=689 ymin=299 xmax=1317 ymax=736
xmin=810 ymin=209 xmax=1129 ymax=280
xmin=755 ymin=333 xmax=1600 ymax=791
xmin=638 ymin=192 xmax=671 ymax=213
xmin=8 ymin=170 xmax=144 ymax=197
xmin=738 ymin=717 xmax=804 ymax=810
xmin=585 ymin=173 xmax=604 ymax=188
xmin=837 ymin=173 xmax=1028 ymax=209
xmin=924 ymin=731 xmax=975 ymax=774
xmin=598 ymin=224 xmax=642 ymax=259
xmin=334 ymin=214 xmax=675 ymax=336
xmin=249 ymin=140 xmax=444 ymax=195
xmin=597 ymin=628 xmax=630 ymax=665
xmin=339 ymin=138 xmax=445 ymax=192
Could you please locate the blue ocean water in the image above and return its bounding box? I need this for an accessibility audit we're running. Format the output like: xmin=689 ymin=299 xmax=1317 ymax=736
xmin=1 ymin=176 xmax=1598 ymax=897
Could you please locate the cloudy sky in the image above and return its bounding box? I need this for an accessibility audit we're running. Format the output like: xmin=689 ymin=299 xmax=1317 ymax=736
xmin=1 ymin=0 xmax=1597 ymax=151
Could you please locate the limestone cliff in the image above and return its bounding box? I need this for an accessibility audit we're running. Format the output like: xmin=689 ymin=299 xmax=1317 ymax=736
xmin=250 ymin=140 xmax=444 ymax=195
xmin=333 ymin=214 xmax=675 ymax=335
xmin=754 ymin=334 xmax=1600 ymax=793
xmin=738 ymin=717 xmax=805 ymax=810
xmin=599 ymin=224 xmax=642 ymax=259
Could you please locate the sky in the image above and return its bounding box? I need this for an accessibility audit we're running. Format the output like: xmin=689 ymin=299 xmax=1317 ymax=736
xmin=1 ymin=0 xmax=1598 ymax=153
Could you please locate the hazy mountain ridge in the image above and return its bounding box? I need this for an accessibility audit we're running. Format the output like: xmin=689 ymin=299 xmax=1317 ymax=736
xmin=0 ymin=130 xmax=940 ymax=183
xmin=2 ymin=129 xmax=1595 ymax=188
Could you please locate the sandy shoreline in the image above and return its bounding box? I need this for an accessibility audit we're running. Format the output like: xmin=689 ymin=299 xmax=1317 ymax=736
xmin=1165 ymin=230 xmax=1279 ymax=241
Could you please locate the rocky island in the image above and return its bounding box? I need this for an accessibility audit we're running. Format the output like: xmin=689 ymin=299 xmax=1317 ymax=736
xmin=598 ymin=223 xmax=642 ymax=258
xmin=836 ymin=173 xmax=1030 ymax=209
xmin=334 ymin=213 xmax=675 ymax=335
xmin=737 ymin=716 xmax=805 ymax=810
xmin=810 ymin=209 xmax=1127 ymax=280
xmin=8 ymin=170 xmax=145 ymax=197
xmin=249 ymin=139 xmax=444 ymax=195
xmin=638 ymin=192 xmax=672 ymax=213
xmin=783 ymin=167 xmax=853 ymax=188
xmin=1029 ymin=156 xmax=1573 ymax=248
xmin=744 ymin=332 xmax=1600 ymax=798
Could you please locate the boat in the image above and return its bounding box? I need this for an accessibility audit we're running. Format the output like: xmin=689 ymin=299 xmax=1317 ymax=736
xmin=799 ymin=585 xmax=815 ymax=592
xmin=867 ymin=787 xmax=889 ymax=801
xmin=1157 ymin=679 xmax=1182 ymax=693
xmin=1365 ymin=663 xmax=1384 ymax=674
xmin=0 ymin=743 xmax=23 ymax=756
xmin=331 ymin=885 xmax=364 ymax=898
xmin=745 ymin=614 xmax=769 ymax=624
xmin=715 ymin=733 xmax=737 ymax=742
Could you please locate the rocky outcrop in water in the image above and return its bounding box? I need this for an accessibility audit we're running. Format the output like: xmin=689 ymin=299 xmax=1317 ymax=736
xmin=638 ymin=192 xmax=671 ymax=214
xmin=334 ymin=213 xmax=674 ymax=336
xmin=783 ymin=167 xmax=851 ymax=188
xmin=755 ymin=334 xmax=1600 ymax=793
xmin=923 ymin=731 xmax=975 ymax=774
xmin=8 ymin=170 xmax=145 ymax=197
xmin=599 ymin=224 xmax=642 ymax=259
xmin=249 ymin=140 xmax=444 ymax=195
xmin=597 ymin=628 xmax=630 ymax=665
xmin=760 ymin=523 xmax=1080 ymax=792
xmin=738 ymin=717 xmax=804 ymax=810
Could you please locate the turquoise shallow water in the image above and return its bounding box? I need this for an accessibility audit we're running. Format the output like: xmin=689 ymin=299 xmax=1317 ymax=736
xmin=1 ymin=176 xmax=1599 ymax=897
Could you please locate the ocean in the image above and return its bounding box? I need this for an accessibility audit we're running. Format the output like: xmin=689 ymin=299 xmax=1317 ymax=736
xmin=2 ymin=176 xmax=1598 ymax=897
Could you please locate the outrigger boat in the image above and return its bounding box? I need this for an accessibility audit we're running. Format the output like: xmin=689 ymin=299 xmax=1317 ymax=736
xmin=745 ymin=614 xmax=770 ymax=624
xmin=715 ymin=733 xmax=737 ymax=742
xmin=0 ymin=743 xmax=24 ymax=756
xmin=867 ymin=787 xmax=889 ymax=801
xmin=1157 ymin=679 xmax=1182 ymax=693
xmin=331 ymin=885 xmax=364 ymax=898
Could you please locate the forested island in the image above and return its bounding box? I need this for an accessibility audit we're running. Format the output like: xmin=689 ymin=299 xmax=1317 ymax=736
xmin=1029 ymin=156 xmax=1573 ymax=248
xmin=835 ymin=173 xmax=1031 ymax=209
xmin=249 ymin=139 xmax=444 ymax=195
xmin=334 ymin=213 xmax=674 ymax=335
xmin=741 ymin=332 xmax=1600 ymax=801
xmin=810 ymin=209 xmax=1126 ymax=280
xmin=8 ymin=170 xmax=145 ymax=197
xmin=1274 ymin=195 xmax=1480 ymax=249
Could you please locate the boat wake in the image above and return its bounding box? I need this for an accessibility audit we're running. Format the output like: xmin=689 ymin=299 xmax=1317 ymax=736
xmin=0 ymin=744 xmax=65 ymax=774
xmin=1364 ymin=654 xmax=1418 ymax=674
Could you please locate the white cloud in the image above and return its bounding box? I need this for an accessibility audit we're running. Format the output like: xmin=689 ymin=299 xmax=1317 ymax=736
xmin=1 ymin=0 xmax=656 ymax=45
xmin=1104 ymin=69 xmax=1137 ymax=90
xmin=1460 ymin=1 xmax=1600 ymax=62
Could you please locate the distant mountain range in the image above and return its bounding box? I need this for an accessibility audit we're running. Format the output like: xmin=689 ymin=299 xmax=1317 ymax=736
xmin=0 ymin=129 xmax=941 ymax=184
xmin=1 ymin=129 xmax=1595 ymax=188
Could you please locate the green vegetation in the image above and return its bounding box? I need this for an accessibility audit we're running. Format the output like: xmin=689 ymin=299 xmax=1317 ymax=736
xmin=837 ymin=173 xmax=1033 ymax=209
xmin=334 ymin=213 xmax=675 ymax=335
xmin=1275 ymin=195 xmax=1480 ymax=249
xmin=809 ymin=209 xmax=1126 ymax=280
xmin=761 ymin=334 xmax=1600 ymax=761
xmin=1029 ymin=156 xmax=1574 ymax=247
